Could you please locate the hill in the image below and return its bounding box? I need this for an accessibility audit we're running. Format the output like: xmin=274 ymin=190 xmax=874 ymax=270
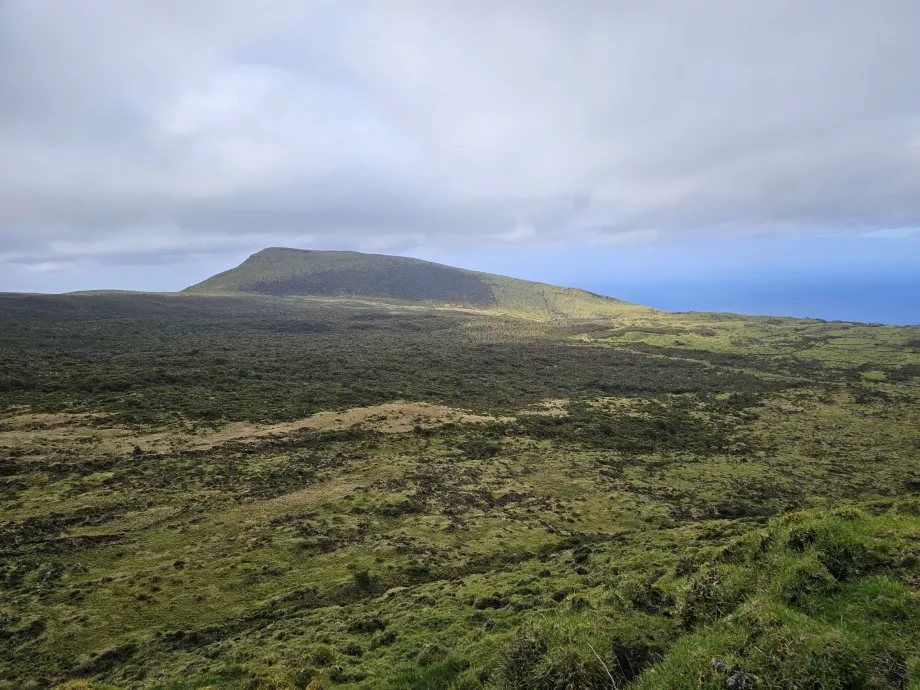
xmin=183 ymin=247 xmax=646 ymax=320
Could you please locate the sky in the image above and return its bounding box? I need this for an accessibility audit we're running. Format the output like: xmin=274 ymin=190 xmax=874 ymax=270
xmin=1 ymin=1 xmax=919 ymax=323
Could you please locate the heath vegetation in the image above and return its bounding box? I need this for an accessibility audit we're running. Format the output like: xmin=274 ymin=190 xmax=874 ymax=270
xmin=2 ymin=283 xmax=919 ymax=689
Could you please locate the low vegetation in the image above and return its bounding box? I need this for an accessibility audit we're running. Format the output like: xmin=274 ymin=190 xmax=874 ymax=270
xmin=1 ymin=285 xmax=919 ymax=689
xmin=182 ymin=248 xmax=646 ymax=320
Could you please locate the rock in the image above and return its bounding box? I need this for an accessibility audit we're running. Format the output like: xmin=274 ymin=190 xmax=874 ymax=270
xmin=712 ymin=657 xmax=727 ymax=672
xmin=725 ymin=672 xmax=755 ymax=689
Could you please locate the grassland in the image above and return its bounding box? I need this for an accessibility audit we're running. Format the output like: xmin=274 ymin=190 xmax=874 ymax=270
xmin=2 ymin=292 xmax=920 ymax=689
xmin=182 ymin=248 xmax=647 ymax=321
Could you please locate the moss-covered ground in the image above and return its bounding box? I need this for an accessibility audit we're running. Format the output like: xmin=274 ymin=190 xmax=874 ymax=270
xmin=2 ymin=293 xmax=919 ymax=689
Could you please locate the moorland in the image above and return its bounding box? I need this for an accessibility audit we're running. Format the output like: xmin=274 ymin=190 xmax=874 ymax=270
xmin=2 ymin=250 xmax=920 ymax=690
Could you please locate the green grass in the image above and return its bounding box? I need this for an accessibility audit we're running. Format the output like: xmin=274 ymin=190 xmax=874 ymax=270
xmin=181 ymin=248 xmax=649 ymax=320
xmin=630 ymin=504 xmax=920 ymax=690
xmin=1 ymin=292 xmax=919 ymax=689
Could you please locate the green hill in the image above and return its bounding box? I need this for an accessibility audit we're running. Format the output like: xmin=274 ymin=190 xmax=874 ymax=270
xmin=183 ymin=247 xmax=649 ymax=320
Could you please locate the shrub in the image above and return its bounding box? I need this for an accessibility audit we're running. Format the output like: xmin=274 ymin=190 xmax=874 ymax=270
xmin=678 ymin=565 xmax=748 ymax=629
xmin=307 ymin=644 xmax=336 ymax=668
xmin=491 ymin=625 xmax=546 ymax=689
xmin=247 ymin=667 xmax=297 ymax=690
xmin=342 ymin=641 xmax=363 ymax=657
xmin=370 ymin=629 xmax=398 ymax=649
xmin=493 ymin=613 xmax=669 ymax=689
xmin=538 ymin=643 xmax=612 ymax=690
xmin=415 ymin=643 xmax=444 ymax=666
xmin=772 ymin=555 xmax=839 ymax=614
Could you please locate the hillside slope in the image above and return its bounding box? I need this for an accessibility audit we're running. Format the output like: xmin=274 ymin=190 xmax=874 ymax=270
xmin=2 ymin=292 xmax=920 ymax=689
xmin=2 ymin=293 xmax=920 ymax=689
xmin=183 ymin=247 xmax=647 ymax=320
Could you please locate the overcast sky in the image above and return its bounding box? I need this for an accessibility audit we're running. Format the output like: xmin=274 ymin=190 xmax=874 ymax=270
xmin=1 ymin=1 xmax=919 ymax=313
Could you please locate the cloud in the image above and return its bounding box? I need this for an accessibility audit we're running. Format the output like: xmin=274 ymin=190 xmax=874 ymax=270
xmin=2 ymin=0 xmax=920 ymax=265
xmin=13 ymin=261 xmax=61 ymax=274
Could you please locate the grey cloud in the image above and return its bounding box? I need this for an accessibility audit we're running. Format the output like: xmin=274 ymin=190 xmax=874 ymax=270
xmin=1 ymin=0 xmax=919 ymax=265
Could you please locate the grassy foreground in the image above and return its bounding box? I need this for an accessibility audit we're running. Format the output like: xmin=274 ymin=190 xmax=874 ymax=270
xmin=1 ymin=293 xmax=919 ymax=689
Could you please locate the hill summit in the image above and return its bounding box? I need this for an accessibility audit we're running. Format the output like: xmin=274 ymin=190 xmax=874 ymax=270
xmin=183 ymin=247 xmax=644 ymax=320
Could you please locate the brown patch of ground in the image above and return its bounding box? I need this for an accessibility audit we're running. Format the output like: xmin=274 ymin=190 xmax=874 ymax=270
xmin=184 ymin=402 xmax=512 ymax=450
xmin=0 ymin=403 xmax=513 ymax=458
xmin=0 ymin=411 xmax=180 ymax=459
xmin=0 ymin=412 xmax=104 ymax=431
xmin=2 ymin=397 xmax=602 ymax=458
